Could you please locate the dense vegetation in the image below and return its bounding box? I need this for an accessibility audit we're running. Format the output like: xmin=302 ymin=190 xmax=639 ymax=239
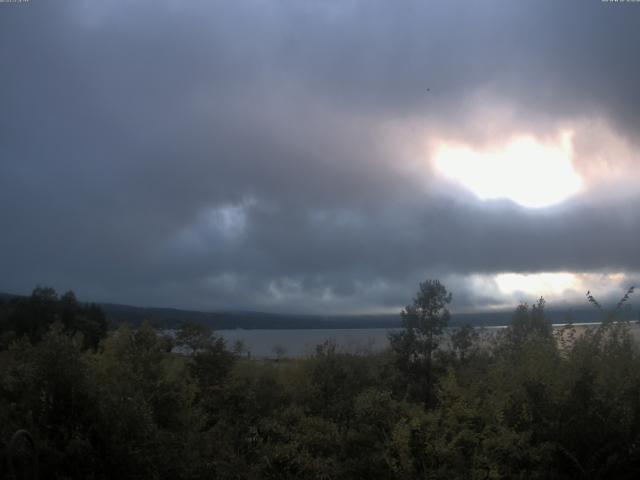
xmin=1 ymin=282 xmax=639 ymax=479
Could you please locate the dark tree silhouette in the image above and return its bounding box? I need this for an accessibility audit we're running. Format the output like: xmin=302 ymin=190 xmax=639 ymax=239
xmin=389 ymin=279 xmax=452 ymax=407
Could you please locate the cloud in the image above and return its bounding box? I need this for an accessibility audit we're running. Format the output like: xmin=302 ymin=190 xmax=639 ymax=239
xmin=0 ymin=0 xmax=639 ymax=313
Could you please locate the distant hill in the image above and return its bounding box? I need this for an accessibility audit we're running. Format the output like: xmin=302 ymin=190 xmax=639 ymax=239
xmin=100 ymin=304 xmax=602 ymax=330
xmin=1 ymin=290 xmax=617 ymax=330
xmin=0 ymin=292 xmax=18 ymax=301
xmin=98 ymin=303 xmax=400 ymax=329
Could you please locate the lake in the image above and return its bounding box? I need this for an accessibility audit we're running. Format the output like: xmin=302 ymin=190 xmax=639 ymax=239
xmin=216 ymin=328 xmax=397 ymax=358
xmin=215 ymin=322 xmax=638 ymax=358
xmin=214 ymin=327 xmax=512 ymax=358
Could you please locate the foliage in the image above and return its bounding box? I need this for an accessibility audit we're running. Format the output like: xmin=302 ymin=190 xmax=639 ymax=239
xmin=1 ymin=282 xmax=640 ymax=479
xmin=175 ymin=321 xmax=214 ymax=355
xmin=503 ymin=297 xmax=553 ymax=353
xmin=0 ymin=287 xmax=108 ymax=350
xmin=389 ymin=279 xmax=452 ymax=407
xmin=450 ymin=323 xmax=479 ymax=362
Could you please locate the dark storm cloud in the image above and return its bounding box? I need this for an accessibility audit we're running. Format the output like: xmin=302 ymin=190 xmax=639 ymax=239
xmin=1 ymin=0 xmax=639 ymax=312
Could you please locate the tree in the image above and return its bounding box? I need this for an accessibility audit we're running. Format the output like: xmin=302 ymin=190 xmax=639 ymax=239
xmin=450 ymin=324 xmax=479 ymax=362
xmin=273 ymin=344 xmax=287 ymax=362
xmin=60 ymin=291 xmax=108 ymax=350
xmin=504 ymin=297 xmax=552 ymax=352
xmin=189 ymin=336 xmax=235 ymax=391
xmin=389 ymin=279 xmax=452 ymax=407
xmin=175 ymin=321 xmax=212 ymax=355
xmin=6 ymin=286 xmax=59 ymax=343
xmin=0 ymin=287 xmax=107 ymax=350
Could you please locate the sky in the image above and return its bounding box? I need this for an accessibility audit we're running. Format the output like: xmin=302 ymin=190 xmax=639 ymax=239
xmin=1 ymin=0 xmax=639 ymax=315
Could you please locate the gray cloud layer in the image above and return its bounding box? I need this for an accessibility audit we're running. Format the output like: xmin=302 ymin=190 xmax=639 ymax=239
xmin=1 ymin=0 xmax=639 ymax=313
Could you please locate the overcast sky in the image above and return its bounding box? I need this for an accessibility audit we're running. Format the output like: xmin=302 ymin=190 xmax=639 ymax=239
xmin=1 ymin=0 xmax=639 ymax=314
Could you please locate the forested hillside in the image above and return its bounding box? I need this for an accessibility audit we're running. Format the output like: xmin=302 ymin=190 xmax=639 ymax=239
xmin=0 ymin=290 xmax=608 ymax=331
xmin=1 ymin=283 xmax=639 ymax=479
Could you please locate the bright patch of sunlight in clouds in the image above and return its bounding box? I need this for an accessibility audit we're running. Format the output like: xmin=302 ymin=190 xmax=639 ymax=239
xmin=491 ymin=271 xmax=634 ymax=306
xmin=433 ymin=132 xmax=582 ymax=208
xmin=496 ymin=272 xmax=577 ymax=298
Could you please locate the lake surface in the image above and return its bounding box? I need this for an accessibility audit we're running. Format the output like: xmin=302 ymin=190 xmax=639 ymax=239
xmin=217 ymin=328 xmax=398 ymax=358
xmin=215 ymin=322 xmax=636 ymax=358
